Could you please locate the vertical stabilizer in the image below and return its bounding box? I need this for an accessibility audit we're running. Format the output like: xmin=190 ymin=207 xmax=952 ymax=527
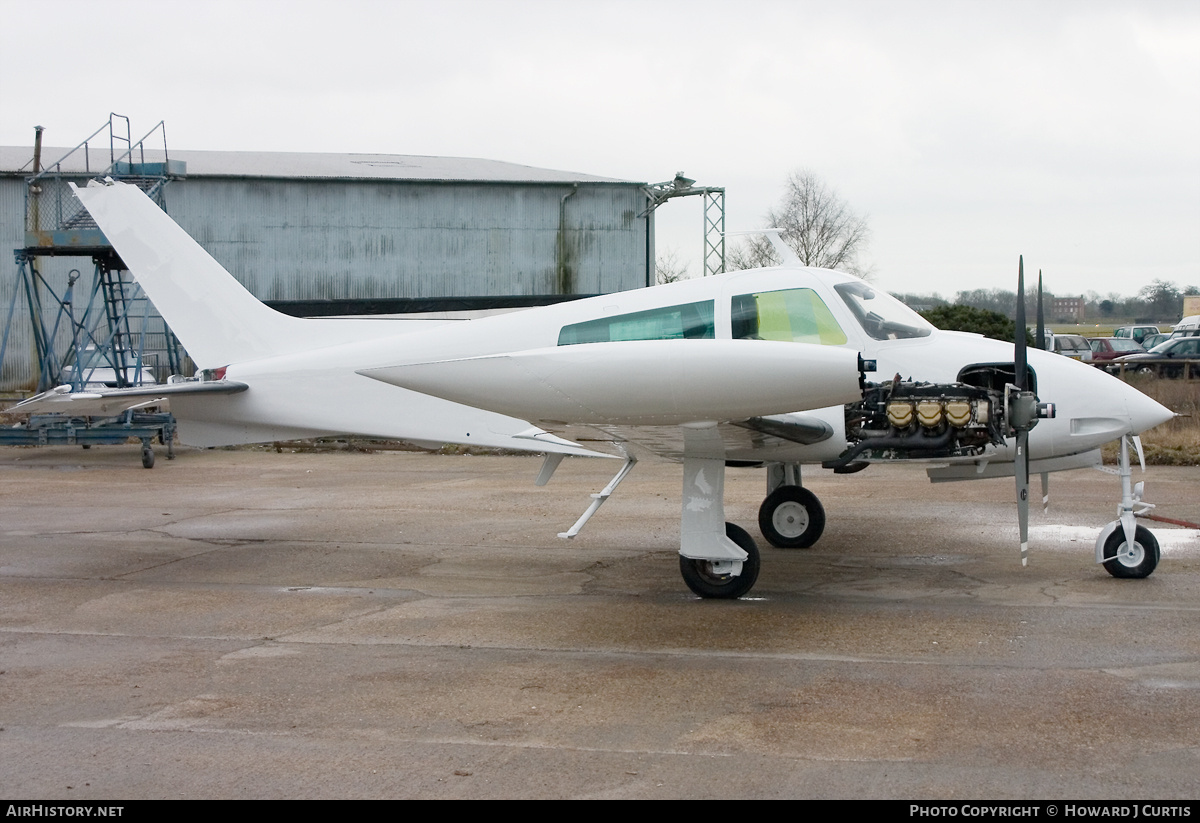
xmin=72 ymin=180 xmax=308 ymax=369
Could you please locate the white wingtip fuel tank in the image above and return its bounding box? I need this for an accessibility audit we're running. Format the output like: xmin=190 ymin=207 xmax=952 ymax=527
xmin=360 ymin=339 xmax=864 ymax=425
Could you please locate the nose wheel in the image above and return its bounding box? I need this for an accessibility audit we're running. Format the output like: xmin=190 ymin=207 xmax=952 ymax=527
xmin=1101 ymin=525 xmax=1160 ymax=579
xmin=758 ymin=485 xmax=825 ymax=548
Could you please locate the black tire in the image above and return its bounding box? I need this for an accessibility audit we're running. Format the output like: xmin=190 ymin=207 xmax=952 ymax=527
xmin=141 ymin=446 xmax=155 ymax=470
xmin=758 ymin=485 xmax=825 ymax=548
xmin=1101 ymin=525 xmax=1160 ymax=579
xmin=679 ymin=523 xmax=761 ymax=599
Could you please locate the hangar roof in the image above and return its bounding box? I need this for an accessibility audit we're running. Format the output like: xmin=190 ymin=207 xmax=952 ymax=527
xmin=0 ymin=146 xmax=641 ymax=185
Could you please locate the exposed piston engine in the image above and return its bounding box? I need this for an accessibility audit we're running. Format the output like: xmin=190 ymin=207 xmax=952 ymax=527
xmin=825 ymin=375 xmax=1010 ymax=469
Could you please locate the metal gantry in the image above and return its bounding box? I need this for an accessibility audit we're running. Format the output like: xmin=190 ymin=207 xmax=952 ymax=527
xmin=641 ymin=173 xmax=726 ymax=278
xmin=1 ymin=115 xmax=187 ymax=464
xmin=702 ymin=189 xmax=725 ymax=278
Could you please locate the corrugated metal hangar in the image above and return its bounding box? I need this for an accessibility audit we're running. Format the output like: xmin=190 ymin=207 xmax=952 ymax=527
xmin=0 ymin=139 xmax=657 ymax=392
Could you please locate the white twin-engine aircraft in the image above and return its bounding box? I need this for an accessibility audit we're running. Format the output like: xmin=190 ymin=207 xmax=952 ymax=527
xmin=17 ymin=180 xmax=1174 ymax=598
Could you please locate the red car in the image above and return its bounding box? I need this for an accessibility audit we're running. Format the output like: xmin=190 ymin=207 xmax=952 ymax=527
xmin=1089 ymin=337 xmax=1144 ymax=362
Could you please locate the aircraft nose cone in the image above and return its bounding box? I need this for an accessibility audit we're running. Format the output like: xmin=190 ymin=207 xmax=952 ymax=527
xmin=1119 ymin=380 xmax=1175 ymax=434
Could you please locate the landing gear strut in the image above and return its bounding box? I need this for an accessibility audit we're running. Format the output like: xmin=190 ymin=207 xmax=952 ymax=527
xmin=678 ymin=423 xmax=759 ymax=599
xmin=1095 ymin=435 xmax=1160 ymax=579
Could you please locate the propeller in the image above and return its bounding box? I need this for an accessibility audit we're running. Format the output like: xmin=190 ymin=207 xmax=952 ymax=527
xmin=1009 ymin=258 xmax=1056 ymax=564
xmin=1013 ymin=257 xmax=1031 ymax=565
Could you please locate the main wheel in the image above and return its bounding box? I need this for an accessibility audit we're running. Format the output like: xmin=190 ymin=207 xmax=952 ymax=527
xmin=758 ymin=485 xmax=825 ymax=548
xmin=141 ymin=446 xmax=155 ymax=469
xmin=1101 ymin=525 xmax=1160 ymax=579
xmin=679 ymin=523 xmax=761 ymax=599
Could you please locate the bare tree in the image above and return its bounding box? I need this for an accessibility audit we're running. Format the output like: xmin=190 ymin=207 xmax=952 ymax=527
xmin=655 ymin=247 xmax=690 ymax=284
xmin=1138 ymin=279 xmax=1182 ymax=320
xmin=728 ymin=171 xmax=871 ymax=277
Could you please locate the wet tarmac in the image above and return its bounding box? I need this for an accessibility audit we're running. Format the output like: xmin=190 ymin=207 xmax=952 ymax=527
xmin=1 ymin=446 xmax=1198 ymax=799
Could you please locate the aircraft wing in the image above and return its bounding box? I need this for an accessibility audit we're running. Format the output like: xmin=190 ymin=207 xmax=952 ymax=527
xmin=6 ymin=380 xmax=249 ymax=418
xmin=541 ymin=413 xmax=838 ymax=463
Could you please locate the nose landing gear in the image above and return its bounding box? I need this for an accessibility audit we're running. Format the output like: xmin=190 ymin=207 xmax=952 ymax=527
xmin=1095 ymin=434 xmax=1160 ymax=579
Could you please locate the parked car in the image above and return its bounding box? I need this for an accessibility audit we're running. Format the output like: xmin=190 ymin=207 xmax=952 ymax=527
xmin=1139 ymin=333 xmax=1170 ymax=350
xmin=1111 ymin=336 xmax=1200 ymax=378
xmin=1048 ymin=333 xmax=1092 ymax=361
xmin=1088 ymin=337 xmax=1144 ymax=362
xmin=1113 ymin=325 xmax=1161 ymax=344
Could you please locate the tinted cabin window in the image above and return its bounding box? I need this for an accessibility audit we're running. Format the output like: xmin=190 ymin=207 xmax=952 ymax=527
xmin=558 ymin=300 xmax=715 ymax=346
xmin=731 ymin=288 xmax=848 ymax=345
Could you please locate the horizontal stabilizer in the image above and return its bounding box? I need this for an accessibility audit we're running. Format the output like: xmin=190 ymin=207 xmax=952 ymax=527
xmin=7 ymin=380 xmax=248 ymax=418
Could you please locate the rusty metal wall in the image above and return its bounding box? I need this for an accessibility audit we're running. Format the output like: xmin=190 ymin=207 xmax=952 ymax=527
xmin=0 ymin=176 xmax=34 ymax=390
xmin=166 ymin=179 xmax=648 ymax=302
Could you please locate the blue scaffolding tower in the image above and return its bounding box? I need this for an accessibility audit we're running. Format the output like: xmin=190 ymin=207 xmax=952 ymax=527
xmin=0 ymin=115 xmax=188 ymax=467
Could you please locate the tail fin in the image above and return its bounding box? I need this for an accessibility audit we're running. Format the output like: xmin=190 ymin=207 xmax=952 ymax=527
xmin=72 ymin=180 xmax=308 ymax=369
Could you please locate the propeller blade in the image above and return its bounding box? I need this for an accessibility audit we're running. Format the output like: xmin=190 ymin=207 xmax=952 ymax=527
xmin=1041 ymin=472 xmax=1050 ymax=514
xmin=1036 ymin=270 xmax=1046 ymax=351
xmin=1015 ymin=256 xmax=1027 ymax=391
xmin=1016 ymin=429 xmax=1030 ymax=566
xmin=1014 ymin=255 xmax=1030 ymax=565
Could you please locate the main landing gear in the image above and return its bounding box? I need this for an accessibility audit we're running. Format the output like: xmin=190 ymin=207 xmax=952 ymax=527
xmin=679 ymin=523 xmax=761 ymax=599
xmin=558 ymin=439 xmax=823 ymax=599
xmin=676 ymin=441 xmax=824 ymax=599
xmin=675 ymin=423 xmax=764 ymax=599
xmin=757 ymin=462 xmax=825 ymax=549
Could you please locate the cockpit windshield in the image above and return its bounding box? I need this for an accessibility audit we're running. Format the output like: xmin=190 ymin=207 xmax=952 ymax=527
xmin=833 ymin=281 xmax=933 ymax=341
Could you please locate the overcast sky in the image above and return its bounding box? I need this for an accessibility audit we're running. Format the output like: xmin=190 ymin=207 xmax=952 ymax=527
xmin=2 ymin=0 xmax=1196 ymax=300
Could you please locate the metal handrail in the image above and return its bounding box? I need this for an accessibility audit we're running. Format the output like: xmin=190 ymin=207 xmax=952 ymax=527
xmin=28 ymin=113 xmax=131 ymax=184
xmin=106 ymin=120 xmax=170 ymax=176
